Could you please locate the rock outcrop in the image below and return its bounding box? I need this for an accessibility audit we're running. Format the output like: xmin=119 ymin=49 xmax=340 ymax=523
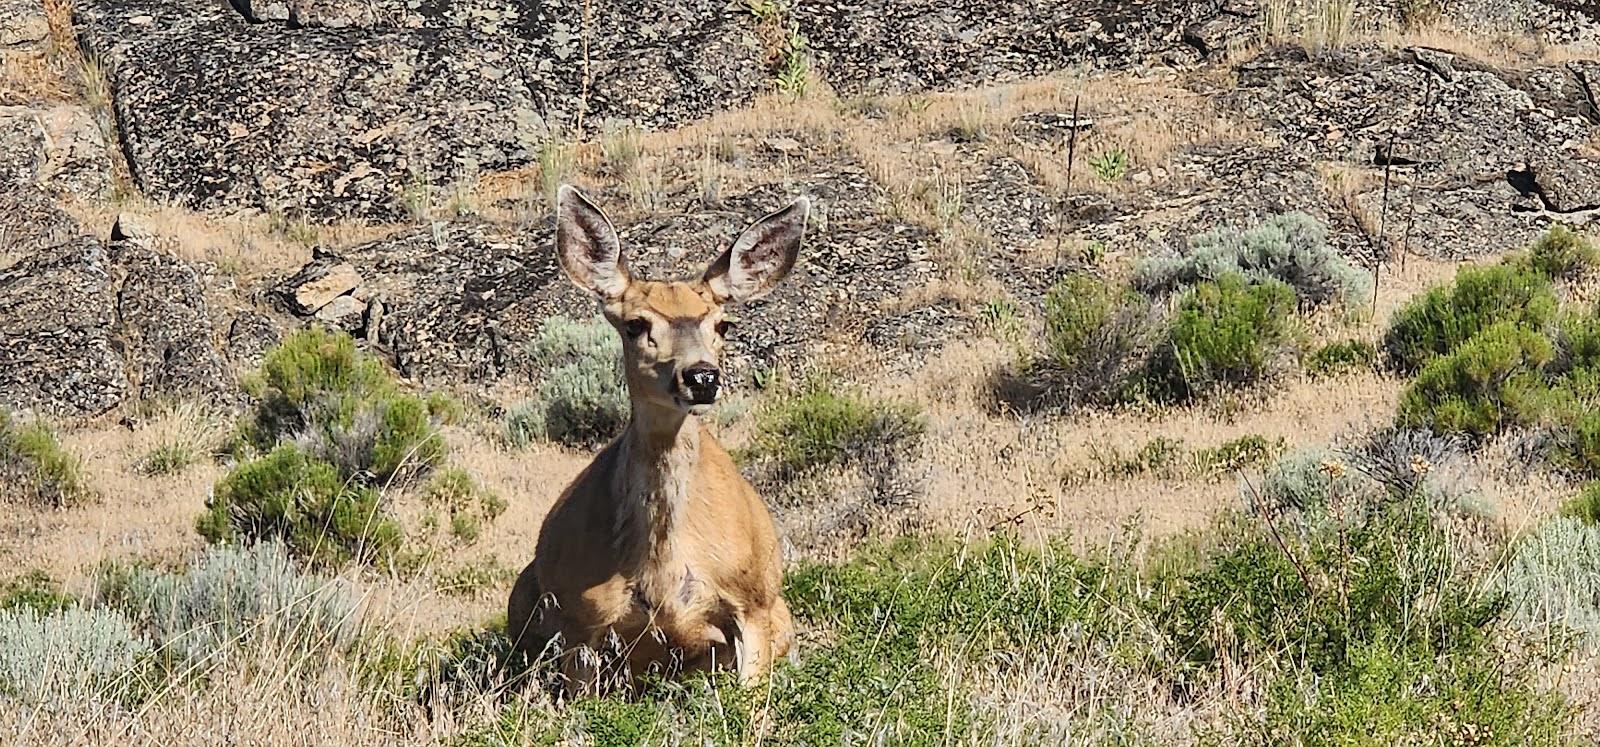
xmin=73 ymin=0 xmax=767 ymax=221
xmin=0 ymin=189 xmax=128 ymax=417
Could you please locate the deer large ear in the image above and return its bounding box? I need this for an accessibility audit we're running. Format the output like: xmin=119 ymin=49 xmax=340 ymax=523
xmin=555 ymin=185 xmax=630 ymax=300
xmin=703 ymin=197 xmax=809 ymax=303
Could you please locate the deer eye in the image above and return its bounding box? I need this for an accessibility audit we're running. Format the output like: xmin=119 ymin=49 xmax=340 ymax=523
xmin=715 ymin=320 xmax=736 ymax=337
xmin=624 ymin=318 xmax=651 ymax=338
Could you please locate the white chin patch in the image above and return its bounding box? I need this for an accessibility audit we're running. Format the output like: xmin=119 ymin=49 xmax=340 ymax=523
xmin=686 ymin=403 xmax=715 ymax=416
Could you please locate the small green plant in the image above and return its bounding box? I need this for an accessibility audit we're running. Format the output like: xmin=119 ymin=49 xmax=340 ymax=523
xmin=135 ymin=441 xmax=196 ymax=477
xmin=1304 ymin=339 xmax=1377 ymax=377
xmin=0 ymin=571 xmax=74 ymax=615
xmin=1090 ymin=149 xmax=1128 ymax=182
xmin=0 ymin=410 xmax=90 ymax=508
xmin=1080 ymin=240 xmax=1107 ymax=266
xmin=1383 ymin=263 xmax=1557 ymax=373
xmin=423 ymin=467 xmax=506 ymax=546
xmin=997 ymin=273 xmax=1160 ymax=412
xmin=508 ymin=316 xmax=630 ymax=447
xmin=198 ymin=444 xmax=402 ymax=567
xmin=1196 ymin=434 xmax=1286 ymax=475
xmin=1044 ymin=272 xmax=1133 ymax=368
xmin=1562 ymin=483 xmax=1600 ymax=524
xmin=1149 ymin=273 xmax=1301 ymax=401
xmin=1395 ymin=322 xmax=1555 ymax=440
xmin=1519 ymin=224 xmax=1596 ymax=282
xmin=749 ymin=0 xmax=809 ymax=97
xmin=976 ymin=298 xmax=1024 ymax=344
xmin=747 ymin=379 xmax=924 ymax=474
xmin=1088 ymin=436 xmax=1188 ymax=479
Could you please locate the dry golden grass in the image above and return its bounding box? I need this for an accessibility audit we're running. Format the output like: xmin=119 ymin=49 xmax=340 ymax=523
xmin=2 ymin=408 xmax=225 ymax=585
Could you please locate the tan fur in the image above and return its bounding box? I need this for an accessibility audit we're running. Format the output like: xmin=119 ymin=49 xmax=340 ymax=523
xmin=508 ymin=187 xmax=805 ymax=697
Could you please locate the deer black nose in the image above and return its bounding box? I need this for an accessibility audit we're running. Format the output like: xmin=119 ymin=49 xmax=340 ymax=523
xmin=681 ymin=365 xmax=721 ymax=404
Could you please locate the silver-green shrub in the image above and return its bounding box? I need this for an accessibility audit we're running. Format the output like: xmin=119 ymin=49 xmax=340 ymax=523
xmin=506 ymin=316 xmax=630 ymax=446
xmin=1500 ymin=517 xmax=1600 ymax=645
xmin=97 ymin=541 xmax=356 ymax=664
xmin=0 ymin=606 xmax=149 ymax=704
xmin=1135 ymin=212 xmax=1370 ymax=310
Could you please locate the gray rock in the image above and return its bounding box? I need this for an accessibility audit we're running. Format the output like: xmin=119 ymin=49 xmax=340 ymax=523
xmin=793 ymin=0 xmax=1225 ymax=96
xmin=0 ymin=0 xmax=48 ymax=48
xmin=314 ymin=294 xmax=367 ymax=326
xmin=107 ymin=234 xmax=235 ymax=406
xmin=0 ymin=105 xmax=113 ymax=198
xmin=0 ymin=189 xmax=128 ymax=417
xmin=74 ymin=0 xmax=766 ymax=221
xmin=226 ymin=310 xmax=283 ymax=368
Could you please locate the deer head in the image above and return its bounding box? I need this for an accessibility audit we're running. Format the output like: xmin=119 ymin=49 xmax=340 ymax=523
xmin=554 ymin=185 xmax=810 ymax=416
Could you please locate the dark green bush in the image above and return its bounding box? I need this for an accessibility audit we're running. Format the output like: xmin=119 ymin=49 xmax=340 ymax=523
xmin=1520 ymin=224 xmax=1597 ymax=282
xmin=198 ymin=444 xmax=401 ymax=566
xmin=1149 ymin=273 xmax=1300 ymax=400
xmin=748 ymin=379 xmax=924 ymax=474
xmin=0 ymin=409 xmax=90 ymax=507
xmin=0 ymin=570 xmax=74 ymax=614
xmin=1561 ymin=482 xmax=1600 ymax=525
xmin=240 ymin=327 xmax=443 ymax=483
xmin=1383 ymin=264 xmax=1556 ymax=373
xmin=1395 ymin=322 xmax=1555 ymax=439
xmin=1304 ymin=339 xmax=1377 ymax=377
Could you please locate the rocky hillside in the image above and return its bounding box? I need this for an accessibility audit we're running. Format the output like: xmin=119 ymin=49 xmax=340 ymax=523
xmin=2 ymin=0 xmax=1598 ymax=418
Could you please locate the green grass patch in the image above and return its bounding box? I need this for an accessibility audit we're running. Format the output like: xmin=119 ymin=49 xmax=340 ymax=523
xmin=0 ymin=410 xmax=90 ymax=507
xmin=745 ymin=378 xmax=924 ymax=474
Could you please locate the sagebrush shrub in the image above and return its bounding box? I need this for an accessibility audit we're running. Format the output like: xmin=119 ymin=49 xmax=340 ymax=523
xmin=748 ymin=379 xmax=924 ymax=475
xmin=1383 ymin=264 xmax=1557 ymax=373
xmin=1252 ymin=448 xmax=1375 ymax=515
xmin=1395 ymin=322 xmax=1555 ymax=440
xmin=1520 ymin=224 xmax=1597 ymax=282
xmin=1134 ymin=211 xmax=1368 ymax=309
xmin=0 ymin=409 xmax=90 ymax=507
xmin=1149 ymin=273 xmax=1301 ymax=401
xmin=198 ymin=443 xmax=402 ymax=566
xmin=509 ymin=316 xmax=630 ymax=447
xmin=1000 ymin=274 xmax=1164 ymax=412
xmin=0 ymin=606 xmax=149 ymax=704
xmin=96 ymin=541 xmax=356 ymax=666
xmin=1500 ymin=516 xmax=1600 ymax=645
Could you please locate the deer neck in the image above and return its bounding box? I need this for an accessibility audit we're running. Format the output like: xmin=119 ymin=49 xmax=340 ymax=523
xmin=611 ymin=400 xmax=700 ymax=568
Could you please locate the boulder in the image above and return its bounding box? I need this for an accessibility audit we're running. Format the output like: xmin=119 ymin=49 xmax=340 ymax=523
xmin=107 ymin=233 xmax=235 ymax=405
xmin=0 ymin=189 xmax=128 ymax=417
xmin=0 ymin=0 xmax=48 ymax=48
xmin=73 ymin=0 xmax=765 ymax=221
xmin=792 ymin=0 xmax=1225 ymax=96
xmin=0 ymin=105 xmax=113 ymax=198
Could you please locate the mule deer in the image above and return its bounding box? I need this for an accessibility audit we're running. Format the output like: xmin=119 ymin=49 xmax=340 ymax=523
xmin=507 ymin=185 xmax=807 ymax=696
